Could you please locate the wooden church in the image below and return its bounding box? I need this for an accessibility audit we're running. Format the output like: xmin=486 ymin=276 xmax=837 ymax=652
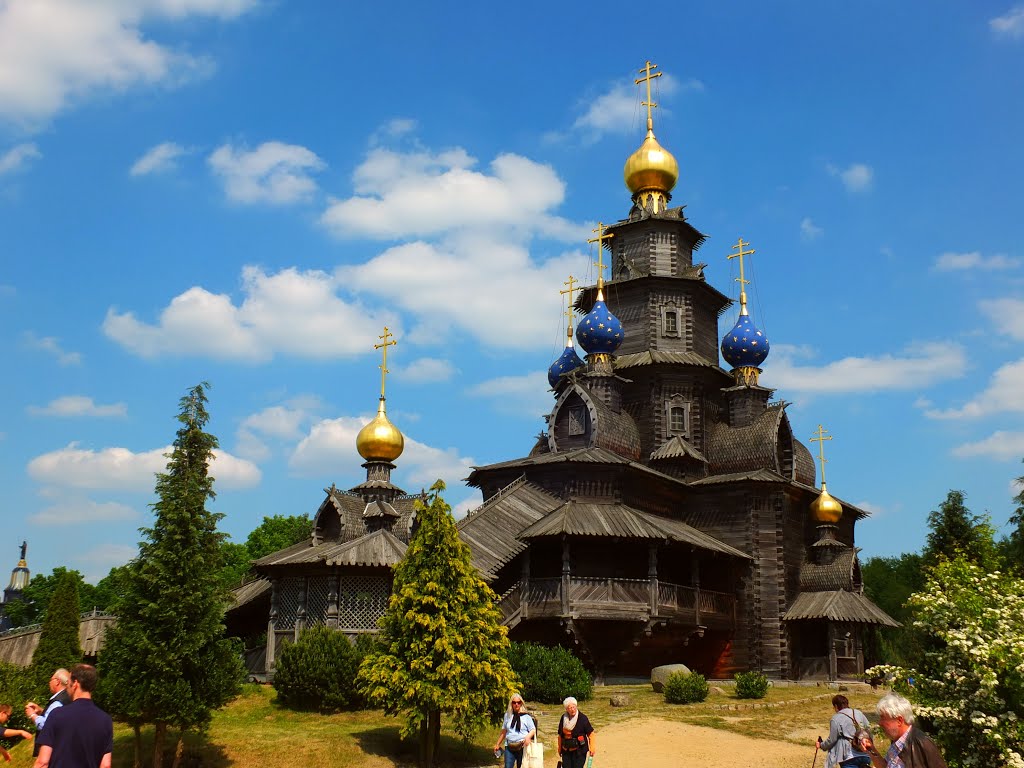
xmin=229 ymin=62 xmax=897 ymax=681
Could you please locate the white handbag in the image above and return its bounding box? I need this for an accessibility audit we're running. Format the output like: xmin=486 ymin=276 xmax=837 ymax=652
xmin=524 ymin=741 xmax=544 ymax=768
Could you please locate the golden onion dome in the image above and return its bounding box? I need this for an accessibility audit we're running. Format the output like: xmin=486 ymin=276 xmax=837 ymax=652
xmin=810 ymin=485 xmax=843 ymax=524
xmin=356 ymin=398 xmax=404 ymax=462
xmin=624 ymin=129 xmax=679 ymax=196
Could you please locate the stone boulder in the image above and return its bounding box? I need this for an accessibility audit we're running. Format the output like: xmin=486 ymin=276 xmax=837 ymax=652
xmin=650 ymin=663 xmax=691 ymax=692
xmin=609 ymin=694 xmax=631 ymax=707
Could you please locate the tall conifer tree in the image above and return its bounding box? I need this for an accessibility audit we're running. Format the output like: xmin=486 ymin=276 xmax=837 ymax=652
xmin=30 ymin=570 xmax=82 ymax=689
xmin=359 ymin=481 xmax=518 ymax=768
xmin=100 ymin=383 xmax=243 ymax=768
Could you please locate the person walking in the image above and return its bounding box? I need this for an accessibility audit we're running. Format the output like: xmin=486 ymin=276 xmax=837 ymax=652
xmin=817 ymin=694 xmax=870 ymax=768
xmin=856 ymin=693 xmax=947 ymax=768
xmin=493 ymin=693 xmax=536 ymax=768
xmin=32 ymin=664 xmax=112 ymax=768
xmin=25 ymin=670 xmax=70 ymax=757
xmin=557 ymin=696 xmax=595 ymax=768
xmin=0 ymin=704 xmax=34 ymax=762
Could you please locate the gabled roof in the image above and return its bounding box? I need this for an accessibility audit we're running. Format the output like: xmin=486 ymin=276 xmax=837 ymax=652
xmin=650 ymin=435 xmax=707 ymax=463
xmin=363 ymin=500 xmax=399 ymax=518
xmin=518 ymin=500 xmax=751 ymax=560
xmin=230 ymin=577 xmax=271 ymax=608
xmin=323 ymin=528 xmax=407 ymax=567
xmin=615 ymin=349 xmax=726 ymax=372
xmin=687 ymin=468 xmax=789 ymax=485
xmin=467 ymin=446 xmax=690 ymax=489
xmin=783 ymin=590 xmax=901 ymax=627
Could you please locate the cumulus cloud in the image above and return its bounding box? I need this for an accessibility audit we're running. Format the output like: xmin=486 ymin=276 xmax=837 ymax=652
xmin=24 ymin=332 xmax=81 ymax=365
xmin=104 ymin=266 xmax=396 ymax=361
xmin=569 ymin=73 xmax=702 ymax=141
xmin=953 ymin=430 xmax=1024 ymax=460
xmin=800 ymin=217 xmax=823 ymax=241
xmin=852 ymin=500 xmax=885 ymax=519
xmin=980 ymin=297 xmax=1024 ymax=340
xmin=0 ymin=0 xmax=255 ymax=128
xmin=27 ymin=443 xmax=260 ymax=490
xmin=27 ymin=395 xmax=127 ymax=418
xmin=0 ymin=143 xmax=41 ymax=174
xmin=991 ymin=6 xmax=1024 ymax=38
xmin=235 ymin=397 xmax=322 ymax=461
xmin=397 ymin=357 xmax=457 ymax=383
xmin=30 ymin=498 xmax=138 ymax=525
xmin=933 ymin=251 xmax=1021 ymax=271
xmin=322 ymin=146 xmax=583 ymax=241
xmin=827 ymin=162 xmax=873 ymax=192
xmin=926 ymin=357 xmax=1024 ymax=419
xmin=289 ymin=416 xmax=475 ymax=488
xmin=130 ymin=141 xmax=187 ymax=176
xmin=468 ymin=371 xmax=553 ymax=417
xmin=762 ymin=342 xmax=966 ymax=394
xmin=76 ymin=542 xmax=139 ymax=582
xmin=209 ymin=141 xmax=325 ymax=204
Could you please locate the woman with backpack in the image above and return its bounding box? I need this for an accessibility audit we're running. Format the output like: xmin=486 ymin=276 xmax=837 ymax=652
xmin=557 ymin=696 xmax=595 ymax=768
xmin=817 ymin=695 xmax=870 ymax=768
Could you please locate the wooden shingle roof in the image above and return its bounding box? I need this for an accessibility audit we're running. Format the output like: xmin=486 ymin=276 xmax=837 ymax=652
xmin=650 ymin=435 xmax=708 ymax=463
xmin=704 ymin=405 xmax=788 ymax=476
xmin=323 ymin=528 xmax=407 ymax=567
xmin=783 ymin=590 xmax=901 ymax=627
xmin=615 ymin=350 xmax=726 ymax=372
xmin=467 ymin=447 xmax=690 ymax=489
xmin=519 ymin=500 xmax=750 ymax=559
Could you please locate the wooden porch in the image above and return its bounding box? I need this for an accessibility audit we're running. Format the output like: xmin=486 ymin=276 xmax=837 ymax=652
xmin=496 ymin=577 xmax=736 ymax=629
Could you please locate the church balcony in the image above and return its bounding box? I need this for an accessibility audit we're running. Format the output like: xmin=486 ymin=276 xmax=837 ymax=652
xmin=497 ymin=577 xmax=735 ymax=628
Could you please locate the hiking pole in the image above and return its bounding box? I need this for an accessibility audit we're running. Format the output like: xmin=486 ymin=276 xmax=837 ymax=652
xmin=810 ymin=743 xmax=819 ymax=768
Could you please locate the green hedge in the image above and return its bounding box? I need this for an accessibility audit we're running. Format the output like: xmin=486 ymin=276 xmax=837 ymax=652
xmin=273 ymin=626 xmax=367 ymax=712
xmin=734 ymin=670 xmax=770 ymax=699
xmin=508 ymin=642 xmax=592 ymax=704
xmin=663 ymin=670 xmax=709 ymax=704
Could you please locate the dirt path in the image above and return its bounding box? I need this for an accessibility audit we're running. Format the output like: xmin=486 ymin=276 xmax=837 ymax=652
xmin=557 ymin=718 xmax=819 ymax=768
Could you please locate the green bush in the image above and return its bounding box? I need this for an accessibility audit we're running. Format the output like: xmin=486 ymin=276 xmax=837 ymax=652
xmin=734 ymin=670 xmax=770 ymax=699
xmin=663 ymin=671 xmax=709 ymax=704
xmin=274 ymin=626 xmax=364 ymax=712
xmin=509 ymin=642 xmax=592 ymax=704
xmin=0 ymin=661 xmax=35 ymax=749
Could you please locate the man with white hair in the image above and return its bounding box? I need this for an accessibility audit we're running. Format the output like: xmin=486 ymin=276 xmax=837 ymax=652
xmin=858 ymin=693 xmax=947 ymax=768
xmin=25 ymin=669 xmax=71 ymax=757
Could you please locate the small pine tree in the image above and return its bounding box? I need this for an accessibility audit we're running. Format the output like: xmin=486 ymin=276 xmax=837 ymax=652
xmin=100 ymin=383 xmax=243 ymax=768
xmin=274 ymin=626 xmax=364 ymax=712
xmin=30 ymin=570 xmax=82 ymax=690
xmin=359 ymin=481 xmax=518 ymax=768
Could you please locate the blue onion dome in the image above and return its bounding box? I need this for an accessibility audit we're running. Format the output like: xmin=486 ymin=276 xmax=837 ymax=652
xmin=576 ymin=295 xmax=624 ymax=355
xmin=721 ymin=314 xmax=770 ymax=368
xmin=548 ymin=343 xmax=584 ymax=388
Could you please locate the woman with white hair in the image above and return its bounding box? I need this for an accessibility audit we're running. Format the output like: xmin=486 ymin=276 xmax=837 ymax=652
xmin=493 ymin=693 xmax=535 ymax=768
xmin=557 ymin=696 xmax=595 ymax=768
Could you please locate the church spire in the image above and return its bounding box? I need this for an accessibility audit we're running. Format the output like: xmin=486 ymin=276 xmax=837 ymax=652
xmin=548 ymin=275 xmax=584 ymax=389
xmin=809 ymin=424 xmax=842 ymax=524
xmin=577 ymin=223 xmax=624 ymax=364
xmin=623 ymin=60 xmax=679 ymax=214
xmin=720 ymin=237 xmax=770 ymax=386
xmin=356 ymin=326 xmax=404 ymax=463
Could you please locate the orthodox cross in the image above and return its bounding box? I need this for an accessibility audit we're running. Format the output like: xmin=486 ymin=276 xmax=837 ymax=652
xmin=560 ymin=275 xmax=578 ymax=336
xmin=635 ymin=60 xmax=663 ymax=131
xmin=588 ymin=222 xmax=614 ymax=292
xmin=727 ymin=237 xmax=756 ymax=315
xmin=375 ymin=326 xmax=396 ymax=399
xmin=810 ymin=424 xmax=833 ymax=486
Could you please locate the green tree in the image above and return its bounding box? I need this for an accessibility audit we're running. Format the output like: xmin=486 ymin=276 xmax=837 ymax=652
xmin=861 ymin=553 xmax=925 ymax=666
xmin=922 ymin=490 xmax=999 ymax=569
xmin=99 ymin=383 xmax=243 ymax=768
xmin=1005 ymin=461 xmax=1024 ymax=572
xmin=29 ymin=570 xmax=83 ymax=689
xmin=245 ymin=514 xmax=311 ymax=560
xmin=358 ymin=481 xmax=518 ymax=768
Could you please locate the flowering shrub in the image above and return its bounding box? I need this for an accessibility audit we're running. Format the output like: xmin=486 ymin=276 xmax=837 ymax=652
xmin=868 ymin=558 xmax=1024 ymax=767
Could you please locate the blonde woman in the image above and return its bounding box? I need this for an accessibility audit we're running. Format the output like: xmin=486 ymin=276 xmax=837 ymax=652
xmin=493 ymin=694 xmax=536 ymax=768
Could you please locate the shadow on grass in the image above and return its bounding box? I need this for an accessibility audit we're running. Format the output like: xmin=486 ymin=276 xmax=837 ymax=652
xmin=112 ymin=730 xmax=231 ymax=768
xmin=354 ymin=727 xmax=495 ymax=767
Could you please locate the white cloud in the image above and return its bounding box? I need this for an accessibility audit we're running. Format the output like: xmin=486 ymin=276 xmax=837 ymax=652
xmin=926 ymin=357 xmax=1024 ymax=419
xmin=236 ymin=396 xmax=324 ymax=460
xmin=0 ymin=0 xmax=255 ymax=128
xmin=322 ymin=146 xmax=583 ymax=241
xmin=371 ymin=117 xmax=417 ymax=144
xmin=28 ymin=395 xmax=127 ymax=418
xmin=27 ymin=443 xmax=260 ymax=490
xmin=24 ymin=332 xmax=81 ymax=365
xmin=853 ymin=500 xmax=885 ymax=519
xmin=289 ymin=416 xmax=476 ymax=489
xmin=130 ymin=141 xmax=187 ymax=176
xmin=30 ymin=498 xmax=139 ymax=525
xmin=991 ymin=6 xmax=1024 ymax=38
xmin=104 ymin=265 xmax=396 ymax=361
xmin=76 ymin=542 xmax=139 ymax=583
xmin=800 ymin=217 xmax=823 ymax=241
xmin=953 ymin=430 xmax=1024 ymax=460
xmin=763 ymin=342 xmax=966 ymax=394
xmin=209 ymin=141 xmax=325 ymax=205
xmin=827 ymin=162 xmax=873 ymax=192
xmin=933 ymin=251 xmax=1021 ymax=271
xmin=0 ymin=142 xmax=41 ymax=174
xmin=398 ymin=357 xmax=457 ymax=383
xmin=569 ymin=74 xmax=701 ymax=140
xmin=980 ymin=297 xmax=1024 ymax=340
xmin=468 ymin=371 xmax=554 ymax=417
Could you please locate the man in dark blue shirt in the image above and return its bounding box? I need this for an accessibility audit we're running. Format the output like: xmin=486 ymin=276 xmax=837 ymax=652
xmin=33 ymin=664 xmax=112 ymax=768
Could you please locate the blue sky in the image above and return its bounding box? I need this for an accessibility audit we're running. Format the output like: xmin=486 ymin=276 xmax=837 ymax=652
xmin=2 ymin=1 xmax=1023 ymax=585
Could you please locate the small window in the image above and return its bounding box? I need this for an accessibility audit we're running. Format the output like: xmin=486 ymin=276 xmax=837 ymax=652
xmin=568 ymin=405 xmax=586 ymax=436
xmin=669 ymin=406 xmax=687 ymax=433
xmin=665 ymin=312 xmax=678 ymax=335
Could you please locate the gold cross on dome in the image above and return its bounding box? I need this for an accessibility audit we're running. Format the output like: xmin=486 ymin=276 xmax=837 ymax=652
xmin=727 ymin=237 xmax=756 ymax=315
xmin=809 ymin=424 xmax=833 ymax=486
xmin=635 ymin=60 xmax=664 ymax=130
xmin=374 ymin=326 xmax=397 ymax=399
xmin=588 ymin=222 xmax=614 ymax=291
xmin=560 ymin=275 xmax=578 ymax=336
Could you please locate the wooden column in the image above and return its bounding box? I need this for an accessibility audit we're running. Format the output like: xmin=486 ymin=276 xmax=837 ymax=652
xmin=326 ymin=572 xmax=339 ymax=628
xmin=295 ymin=577 xmax=307 ymax=641
xmin=648 ymin=543 xmax=659 ymax=617
xmin=561 ymin=537 xmax=571 ymax=616
xmin=692 ymin=553 xmax=702 ymax=627
xmin=520 ymin=549 xmax=531 ymax=620
xmin=266 ymin=579 xmax=278 ymax=676
xmin=828 ymin=623 xmax=837 ymax=682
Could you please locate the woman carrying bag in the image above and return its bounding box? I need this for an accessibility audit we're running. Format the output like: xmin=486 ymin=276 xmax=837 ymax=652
xmin=494 ymin=694 xmax=536 ymax=768
xmin=558 ymin=696 xmax=595 ymax=768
